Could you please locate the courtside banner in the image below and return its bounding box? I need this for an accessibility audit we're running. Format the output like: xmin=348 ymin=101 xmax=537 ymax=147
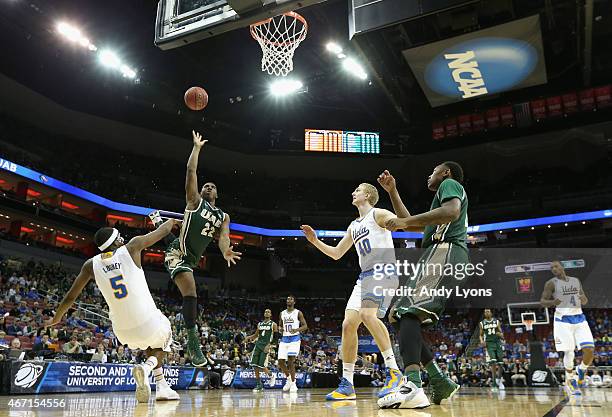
xmin=329 ymin=336 xmax=379 ymax=353
xmin=10 ymin=361 xmax=200 ymax=394
xmin=403 ymin=15 xmax=547 ymax=107
xmin=231 ymin=369 xmax=311 ymax=389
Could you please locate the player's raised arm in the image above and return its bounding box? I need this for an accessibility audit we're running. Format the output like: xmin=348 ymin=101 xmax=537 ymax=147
xmin=185 ymin=130 xmax=208 ymax=210
xmin=47 ymin=259 xmax=94 ymax=327
xmin=540 ymin=279 xmax=561 ymax=308
xmin=218 ymin=214 xmax=242 ymax=267
xmin=300 ymin=225 xmax=353 ymax=261
xmin=378 ymin=170 xmax=411 ymax=218
xmin=128 ymin=219 xmax=180 ymax=252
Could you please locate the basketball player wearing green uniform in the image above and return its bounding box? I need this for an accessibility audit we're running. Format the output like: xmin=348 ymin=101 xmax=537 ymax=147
xmin=377 ymin=163 xmax=467 ymax=409
xmin=479 ymin=309 xmax=505 ymax=390
xmin=246 ymin=309 xmax=279 ymax=392
xmin=149 ymin=131 xmax=242 ymax=367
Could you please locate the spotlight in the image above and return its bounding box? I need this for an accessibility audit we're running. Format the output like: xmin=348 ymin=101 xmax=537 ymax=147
xmin=120 ymin=64 xmax=136 ymax=79
xmin=342 ymin=57 xmax=367 ymax=80
xmin=57 ymin=22 xmax=82 ymax=42
xmin=99 ymin=49 xmax=121 ymax=69
xmin=326 ymin=42 xmax=343 ymax=54
xmin=270 ymin=79 xmax=304 ymax=96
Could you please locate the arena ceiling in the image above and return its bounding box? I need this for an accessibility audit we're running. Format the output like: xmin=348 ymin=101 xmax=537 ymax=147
xmin=0 ymin=0 xmax=611 ymax=154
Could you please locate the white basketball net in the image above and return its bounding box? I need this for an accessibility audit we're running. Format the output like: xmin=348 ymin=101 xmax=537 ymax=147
xmin=250 ymin=12 xmax=308 ymax=77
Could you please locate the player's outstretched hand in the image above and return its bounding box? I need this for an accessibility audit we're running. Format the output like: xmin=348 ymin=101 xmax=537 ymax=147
xmin=192 ymin=130 xmax=208 ymax=148
xmin=377 ymin=170 xmax=397 ymax=193
xmin=300 ymin=225 xmax=317 ymax=243
xmin=223 ymin=245 xmax=242 ymax=267
xmin=385 ymin=217 xmax=407 ymax=231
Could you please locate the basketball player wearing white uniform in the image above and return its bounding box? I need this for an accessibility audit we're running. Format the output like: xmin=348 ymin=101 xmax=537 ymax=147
xmin=540 ymin=261 xmax=594 ymax=395
xmin=301 ymin=183 xmax=402 ymax=401
xmin=278 ymin=295 xmax=307 ymax=392
xmin=49 ymin=221 xmax=182 ymax=403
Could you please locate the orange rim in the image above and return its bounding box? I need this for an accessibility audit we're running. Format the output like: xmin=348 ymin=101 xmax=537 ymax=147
xmin=250 ymin=12 xmax=308 ymax=47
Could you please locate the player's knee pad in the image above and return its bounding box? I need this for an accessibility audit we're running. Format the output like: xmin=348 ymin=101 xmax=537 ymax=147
xmin=563 ymin=350 xmax=575 ymax=370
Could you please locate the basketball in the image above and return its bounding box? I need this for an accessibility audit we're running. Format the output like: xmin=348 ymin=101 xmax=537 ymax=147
xmin=184 ymin=86 xmax=208 ymax=111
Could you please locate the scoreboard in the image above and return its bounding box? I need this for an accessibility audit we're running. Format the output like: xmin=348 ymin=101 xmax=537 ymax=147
xmin=304 ymin=129 xmax=380 ymax=154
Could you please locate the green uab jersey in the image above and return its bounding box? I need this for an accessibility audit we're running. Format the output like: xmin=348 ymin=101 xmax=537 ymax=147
xmin=164 ymin=198 xmax=225 ymax=279
xmin=481 ymin=318 xmax=501 ymax=343
xmin=255 ymin=320 xmax=274 ymax=348
xmin=422 ymin=178 xmax=468 ymax=250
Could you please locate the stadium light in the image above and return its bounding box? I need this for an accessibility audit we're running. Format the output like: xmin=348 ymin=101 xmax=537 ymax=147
xmin=342 ymin=57 xmax=367 ymax=80
xmin=270 ymin=79 xmax=304 ymax=96
xmin=120 ymin=64 xmax=137 ymax=79
xmin=57 ymin=22 xmax=96 ymax=50
xmin=99 ymin=49 xmax=121 ymax=69
xmin=326 ymin=42 xmax=343 ymax=55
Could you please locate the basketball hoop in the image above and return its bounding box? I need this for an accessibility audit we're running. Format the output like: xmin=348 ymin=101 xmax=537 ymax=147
xmin=250 ymin=12 xmax=308 ymax=77
xmin=523 ymin=319 xmax=534 ymax=332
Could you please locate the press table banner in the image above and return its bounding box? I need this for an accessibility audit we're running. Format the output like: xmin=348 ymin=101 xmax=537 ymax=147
xmin=230 ymin=369 xmax=311 ymax=389
xmin=403 ymin=15 xmax=547 ymax=107
xmin=10 ymin=361 xmax=201 ymax=394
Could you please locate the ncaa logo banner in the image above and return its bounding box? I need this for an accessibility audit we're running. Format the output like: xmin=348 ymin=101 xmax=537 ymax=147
xmin=402 ymin=15 xmax=547 ymax=107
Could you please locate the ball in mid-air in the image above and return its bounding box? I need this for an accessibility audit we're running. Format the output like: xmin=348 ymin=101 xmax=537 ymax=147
xmin=184 ymin=86 xmax=208 ymax=111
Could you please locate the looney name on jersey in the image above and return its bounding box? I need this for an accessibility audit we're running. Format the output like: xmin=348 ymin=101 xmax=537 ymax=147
xmin=102 ymin=263 xmax=121 ymax=274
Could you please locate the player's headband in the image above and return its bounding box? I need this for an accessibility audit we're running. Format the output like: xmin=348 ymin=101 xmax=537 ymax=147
xmin=98 ymin=228 xmax=120 ymax=251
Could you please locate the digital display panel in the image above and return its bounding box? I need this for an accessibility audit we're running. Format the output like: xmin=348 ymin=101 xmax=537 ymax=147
xmin=305 ymin=129 xmax=380 ymax=154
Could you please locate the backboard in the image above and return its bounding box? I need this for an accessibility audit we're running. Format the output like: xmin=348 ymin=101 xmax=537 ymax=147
xmin=506 ymin=302 xmax=550 ymax=327
xmin=155 ymin=0 xmax=325 ymax=50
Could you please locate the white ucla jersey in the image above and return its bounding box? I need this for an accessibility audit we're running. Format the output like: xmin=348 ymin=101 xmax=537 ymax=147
xmin=348 ymin=208 xmax=395 ymax=271
xmin=92 ymin=245 xmax=158 ymax=331
xmin=552 ymin=276 xmax=583 ymax=318
xmin=281 ymin=309 xmax=301 ymax=337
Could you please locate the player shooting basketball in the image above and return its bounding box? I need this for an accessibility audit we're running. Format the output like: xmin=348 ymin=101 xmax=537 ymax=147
xmin=149 ymin=130 xmax=241 ymax=367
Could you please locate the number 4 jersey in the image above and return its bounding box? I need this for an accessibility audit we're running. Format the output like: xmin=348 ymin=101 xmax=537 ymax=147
xmin=552 ymin=276 xmax=584 ymax=318
xmin=164 ymin=198 xmax=225 ymax=279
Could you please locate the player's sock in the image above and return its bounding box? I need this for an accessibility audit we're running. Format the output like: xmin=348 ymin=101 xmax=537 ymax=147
xmin=343 ymin=362 xmax=355 ymax=385
xmin=424 ymin=360 xmax=445 ymax=381
xmin=381 ymin=348 xmax=399 ymax=370
xmin=183 ymin=296 xmax=198 ymax=329
xmin=143 ymin=356 xmax=158 ymax=374
xmin=153 ymin=367 xmax=168 ymax=387
xmin=578 ymin=362 xmax=588 ymax=372
xmin=399 ymin=315 xmax=422 ymax=369
xmin=405 ymin=370 xmax=422 ymax=388
xmin=565 ymin=370 xmax=574 ymax=384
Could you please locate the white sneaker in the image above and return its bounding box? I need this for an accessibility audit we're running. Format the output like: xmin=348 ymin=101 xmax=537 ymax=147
xmin=282 ymin=378 xmax=292 ymax=392
xmin=269 ymin=373 xmax=277 ymax=388
xmin=377 ymin=380 xmax=430 ymax=409
xmin=156 ymin=383 xmax=180 ymax=401
xmin=133 ymin=365 xmax=151 ymax=403
xmin=290 ymin=381 xmax=298 ymax=393
xmin=498 ymin=379 xmax=505 ymax=390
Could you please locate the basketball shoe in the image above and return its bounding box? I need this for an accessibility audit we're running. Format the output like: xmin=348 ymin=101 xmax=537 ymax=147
xmin=429 ymin=375 xmax=460 ymax=405
xmin=378 ymin=368 xmax=403 ymax=398
xmin=377 ymin=379 xmax=430 ymax=409
xmin=156 ymin=382 xmax=180 ymax=401
xmin=326 ymin=377 xmax=356 ymax=401
xmin=577 ymin=367 xmax=587 ymax=388
xmin=133 ymin=364 xmax=151 ymax=403
xmin=253 ymin=381 xmax=264 ymax=392
xmin=268 ymin=373 xmax=277 ymax=388
xmin=186 ymin=327 xmax=207 ymax=367
xmin=282 ymin=377 xmax=292 ymax=392
xmin=290 ymin=380 xmax=298 ymax=392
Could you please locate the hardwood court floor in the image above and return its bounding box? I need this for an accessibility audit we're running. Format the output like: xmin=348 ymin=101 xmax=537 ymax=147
xmin=1 ymin=387 xmax=611 ymax=417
